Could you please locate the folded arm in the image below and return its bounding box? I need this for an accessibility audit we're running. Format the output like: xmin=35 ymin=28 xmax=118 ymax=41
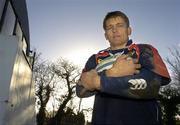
xmin=76 ymin=55 xmax=142 ymax=98
xmin=76 ymin=45 xmax=171 ymax=99
xmin=100 ymin=68 xmax=161 ymax=99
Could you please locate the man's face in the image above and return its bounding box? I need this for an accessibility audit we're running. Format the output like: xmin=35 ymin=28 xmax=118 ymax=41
xmin=104 ymin=16 xmax=131 ymax=50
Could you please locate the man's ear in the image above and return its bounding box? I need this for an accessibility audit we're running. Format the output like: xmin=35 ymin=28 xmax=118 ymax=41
xmin=128 ymin=27 xmax=132 ymax=35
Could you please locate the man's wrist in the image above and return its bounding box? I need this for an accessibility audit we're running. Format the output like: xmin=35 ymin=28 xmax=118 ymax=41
xmin=94 ymin=75 xmax=101 ymax=90
xmin=105 ymin=68 xmax=116 ymax=77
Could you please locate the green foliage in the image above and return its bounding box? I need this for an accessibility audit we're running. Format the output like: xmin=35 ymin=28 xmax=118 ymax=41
xmin=158 ymin=47 xmax=180 ymax=125
xmin=60 ymin=108 xmax=85 ymax=125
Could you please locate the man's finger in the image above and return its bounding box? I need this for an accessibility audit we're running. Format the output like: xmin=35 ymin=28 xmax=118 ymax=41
xmin=134 ymin=70 xmax=140 ymax=74
xmin=117 ymin=54 xmax=128 ymax=60
xmin=135 ymin=64 xmax=141 ymax=69
xmin=126 ymin=57 xmax=133 ymax=61
xmin=90 ymin=69 xmax=97 ymax=73
xmin=133 ymin=59 xmax=139 ymax=63
xmin=77 ymin=80 xmax=82 ymax=85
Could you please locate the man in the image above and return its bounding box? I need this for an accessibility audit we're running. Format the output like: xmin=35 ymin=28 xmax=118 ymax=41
xmin=76 ymin=11 xmax=171 ymax=125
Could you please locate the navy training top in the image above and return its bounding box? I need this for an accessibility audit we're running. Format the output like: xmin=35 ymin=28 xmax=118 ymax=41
xmin=76 ymin=40 xmax=171 ymax=125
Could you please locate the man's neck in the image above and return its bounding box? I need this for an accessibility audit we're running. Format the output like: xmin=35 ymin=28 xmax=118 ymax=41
xmin=110 ymin=43 xmax=127 ymax=50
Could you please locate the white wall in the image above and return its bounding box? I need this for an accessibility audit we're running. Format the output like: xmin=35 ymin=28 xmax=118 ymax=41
xmin=0 ymin=35 xmax=18 ymax=125
xmin=0 ymin=34 xmax=36 ymax=125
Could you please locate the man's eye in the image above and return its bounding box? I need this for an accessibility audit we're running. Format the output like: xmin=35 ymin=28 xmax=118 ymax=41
xmin=106 ymin=26 xmax=113 ymax=30
xmin=116 ymin=24 xmax=126 ymax=28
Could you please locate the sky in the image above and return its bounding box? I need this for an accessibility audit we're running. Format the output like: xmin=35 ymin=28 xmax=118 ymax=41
xmin=26 ymin=0 xmax=180 ymax=121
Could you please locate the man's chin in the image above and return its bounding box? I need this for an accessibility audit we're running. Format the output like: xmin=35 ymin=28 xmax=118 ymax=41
xmin=110 ymin=41 xmax=127 ymax=48
xmin=112 ymin=40 xmax=126 ymax=45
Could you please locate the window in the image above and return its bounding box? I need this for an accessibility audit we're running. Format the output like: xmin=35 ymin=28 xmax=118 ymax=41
xmin=22 ymin=37 xmax=27 ymax=55
xmin=0 ymin=2 xmax=16 ymax=35
xmin=0 ymin=0 xmax=6 ymax=22
xmin=15 ymin=22 xmax=23 ymax=41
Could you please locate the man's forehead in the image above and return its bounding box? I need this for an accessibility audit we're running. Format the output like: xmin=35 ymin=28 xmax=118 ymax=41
xmin=106 ymin=17 xmax=126 ymax=25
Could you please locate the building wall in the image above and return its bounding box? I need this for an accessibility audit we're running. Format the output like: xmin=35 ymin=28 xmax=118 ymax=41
xmin=0 ymin=0 xmax=36 ymax=125
xmin=0 ymin=35 xmax=36 ymax=125
xmin=0 ymin=35 xmax=18 ymax=125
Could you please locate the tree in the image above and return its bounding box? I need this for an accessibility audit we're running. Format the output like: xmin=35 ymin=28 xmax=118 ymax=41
xmin=159 ymin=48 xmax=180 ymax=125
xmin=60 ymin=107 xmax=85 ymax=125
xmin=34 ymin=55 xmax=85 ymax=125
xmin=34 ymin=54 xmax=56 ymax=125
xmin=45 ymin=58 xmax=83 ymax=125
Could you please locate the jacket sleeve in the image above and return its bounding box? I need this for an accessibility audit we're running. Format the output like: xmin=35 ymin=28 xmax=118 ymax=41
xmin=100 ymin=45 xmax=171 ymax=99
xmin=100 ymin=68 xmax=162 ymax=99
xmin=76 ymin=54 xmax=97 ymax=98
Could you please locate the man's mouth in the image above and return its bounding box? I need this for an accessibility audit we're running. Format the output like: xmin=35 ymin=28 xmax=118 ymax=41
xmin=113 ymin=35 xmax=121 ymax=38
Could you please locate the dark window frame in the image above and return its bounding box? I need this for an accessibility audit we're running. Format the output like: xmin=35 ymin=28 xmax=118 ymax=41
xmin=0 ymin=1 xmax=16 ymax=35
xmin=0 ymin=0 xmax=9 ymax=32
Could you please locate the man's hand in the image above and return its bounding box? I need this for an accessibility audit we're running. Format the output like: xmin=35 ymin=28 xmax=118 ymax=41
xmin=79 ymin=69 xmax=100 ymax=91
xmin=106 ymin=54 xmax=141 ymax=77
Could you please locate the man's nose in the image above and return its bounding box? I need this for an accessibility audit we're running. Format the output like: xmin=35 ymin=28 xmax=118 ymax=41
xmin=112 ymin=26 xmax=117 ymax=32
